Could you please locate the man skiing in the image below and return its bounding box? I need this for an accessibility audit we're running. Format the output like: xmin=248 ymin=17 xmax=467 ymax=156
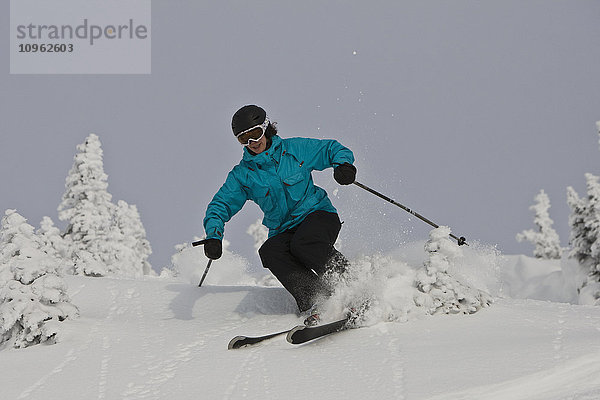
xmin=202 ymin=105 xmax=357 ymax=326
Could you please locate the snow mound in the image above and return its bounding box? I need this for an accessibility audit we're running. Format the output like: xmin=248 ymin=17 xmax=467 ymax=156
xmin=169 ymin=239 xmax=275 ymax=287
xmin=321 ymin=227 xmax=494 ymax=325
xmin=415 ymin=227 xmax=493 ymax=315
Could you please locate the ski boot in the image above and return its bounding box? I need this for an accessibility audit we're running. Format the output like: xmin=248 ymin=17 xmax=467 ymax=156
xmin=303 ymin=305 xmax=321 ymax=327
xmin=345 ymin=298 xmax=372 ymax=328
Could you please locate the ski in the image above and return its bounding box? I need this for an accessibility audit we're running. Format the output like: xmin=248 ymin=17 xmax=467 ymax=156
xmin=228 ymin=329 xmax=290 ymax=349
xmin=286 ymin=317 xmax=350 ymax=345
xmin=229 ymin=306 xmax=365 ymax=349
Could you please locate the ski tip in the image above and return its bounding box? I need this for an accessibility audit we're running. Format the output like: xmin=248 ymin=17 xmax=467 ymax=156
xmin=227 ymin=336 xmax=246 ymax=350
xmin=285 ymin=325 xmax=306 ymax=344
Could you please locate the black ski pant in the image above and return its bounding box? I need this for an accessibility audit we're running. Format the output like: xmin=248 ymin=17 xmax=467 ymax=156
xmin=258 ymin=210 xmax=348 ymax=312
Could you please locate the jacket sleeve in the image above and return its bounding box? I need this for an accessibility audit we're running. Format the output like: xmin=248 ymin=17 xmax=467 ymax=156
xmin=298 ymin=138 xmax=355 ymax=171
xmin=203 ymin=169 xmax=248 ymax=240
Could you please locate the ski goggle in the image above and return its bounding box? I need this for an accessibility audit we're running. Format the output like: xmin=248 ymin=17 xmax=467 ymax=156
xmin=236 ymin=116 xmax=270 ymax=146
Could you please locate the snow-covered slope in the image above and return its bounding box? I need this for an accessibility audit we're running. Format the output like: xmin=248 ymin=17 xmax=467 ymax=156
xmin=2 ymin=259 xmax=600 ymax=400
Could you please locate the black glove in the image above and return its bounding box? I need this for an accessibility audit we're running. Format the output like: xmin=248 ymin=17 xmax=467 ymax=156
xmin=203 ymin=238 xmax=222 ymax=260
xmin=333 ymin=163 xmax=356 ymax=185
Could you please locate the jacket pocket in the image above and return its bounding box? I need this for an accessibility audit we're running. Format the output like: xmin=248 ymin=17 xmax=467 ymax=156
xmin=283 ymin=171 xmax=309 ymax=202
xmin=251 ymin=186 xmax=280 ymax=230
xmin=250 ymin=184 xmax=276 ymax=213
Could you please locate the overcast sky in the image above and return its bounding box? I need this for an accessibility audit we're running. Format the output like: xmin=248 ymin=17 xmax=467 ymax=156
xmin=2 ymin=1 xmax=600 ymax=271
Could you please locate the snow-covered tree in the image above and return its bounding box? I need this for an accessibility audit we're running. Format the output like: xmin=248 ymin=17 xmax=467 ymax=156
xmin=414 ymin=227 xmax=492 ymax=314
xmin=58 ymin=133 xmax=115 ymax=276
xmin=568 ymin=185 xmax=591 ymax=265
xmin=37 ymin=216 xmax=74 ymax=274
xmin=0 ymin=210 xmax=78 ymax=348
xmin=568 ymin=174 xmax=600 ymax=305
xmin=110 ymin=200 xmax=152 ymax=277
xmin=516 ymin=189 xmax=562 ymax=259
xmin=57 ymin=134 xmax=153 ymax=277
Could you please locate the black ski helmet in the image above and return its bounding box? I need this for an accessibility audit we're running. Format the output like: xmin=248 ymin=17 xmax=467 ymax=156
xmin=231 ymin=105 xmax=267 ymax=136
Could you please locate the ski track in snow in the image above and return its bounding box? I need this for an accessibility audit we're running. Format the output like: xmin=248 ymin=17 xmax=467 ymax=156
xmin=119 ymin=292 xmax=243 ymax=400
xmin=552 ymin=304 xmax=567 ymax=362
xmin=18 ymin=279 xmax=167 ymax=400
xmin=222 ymin=344 xmax=273 ymax=399
xmin=17 ymin=347 xmax=79 ymax=399
xmin=386 ymin=335 xmax=406 ymax=399
xmin=423 ymin=302 xmax=600 ymax=400
xmin=122 ymin=336 xmax=206 ymax=399
xmin=123 ymin=322 xmax=239 ymax=399
xmin=98 ymin=282 xmax=120 ymax=399
xmin=425 ymin=350 xmax=600 ymax=400
xmin=323 ymin=330 xmax=392 ymax=396
xmin=17 ymin=279 xmax=106 ymax=399
xmin=17 ymin=281 xmax=111 ymax=399
xmin=119 ymin=288 xmax=239 ymax=399
xmin=220 ymin=316 xmax=290 ymax=399
xmin=346 ymin=328 xmax=407 ymax=398
xmin=7 ymin=275 xmax=600 ymax=400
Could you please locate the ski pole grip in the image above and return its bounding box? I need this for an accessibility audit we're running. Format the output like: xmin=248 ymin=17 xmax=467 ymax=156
xmin=192 ymin=239 xmax=209 ymax=247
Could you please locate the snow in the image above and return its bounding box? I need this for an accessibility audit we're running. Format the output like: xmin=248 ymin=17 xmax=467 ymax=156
xmin=2 ymin=243 xmax=600 ymax=400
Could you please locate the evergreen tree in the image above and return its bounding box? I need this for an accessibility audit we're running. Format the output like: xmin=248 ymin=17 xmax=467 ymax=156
xmin=37 ymin=216 xmax=73 ymax=274
xmin=0 ymin=210 xmax=78 ymax=348
xmin=516 ymin=189 xmax=562 ymax=259
xmin=414 ymin=227 xmax=492 ymax=314
xmin=584 ymin=173 xmax=600 ymax=263
xmin=581 ymin=174 xmax=600 ymax=304
xmin=58 ymin=133 xmax=115 ymax=276
xmin=567 ymin=174 xmax=600 ymax=305
xmin=111 ymin=200 xmax=152 ymax=277
xmin=567 ymin=186 xmax=590 ymax=265
xmin=57 ymin=133 xmax=153 ymax=277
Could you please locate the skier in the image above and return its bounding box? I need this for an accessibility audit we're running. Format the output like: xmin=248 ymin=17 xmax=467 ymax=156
xmin=202 ymin=105 xmax=357 ymax=326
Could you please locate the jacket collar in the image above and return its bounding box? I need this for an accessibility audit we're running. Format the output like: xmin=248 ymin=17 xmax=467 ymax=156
xmin=242 ymin=135 xmax=282 ymax=164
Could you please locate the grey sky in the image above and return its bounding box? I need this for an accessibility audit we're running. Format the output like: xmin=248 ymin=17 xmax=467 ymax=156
xmin=2 ymin=1 xmax=600 ymax=271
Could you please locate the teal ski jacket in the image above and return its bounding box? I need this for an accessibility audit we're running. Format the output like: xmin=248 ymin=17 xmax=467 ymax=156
xmin=203 ymin=135 xmax=354 ymax=241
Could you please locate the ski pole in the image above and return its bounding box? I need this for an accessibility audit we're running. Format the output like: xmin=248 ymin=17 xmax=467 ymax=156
xmin=197 ymin=259 xmax=212 ymax=287
xmin=352 ymin=181 xmax=467 ymax=246
xmin=192 ymin=239 xmax=214 ymax=287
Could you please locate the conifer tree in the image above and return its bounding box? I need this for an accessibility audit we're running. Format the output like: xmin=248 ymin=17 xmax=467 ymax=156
xmin=581 ymin=174 xmax=600 ymax=304
xmin=414 ymin=227 xmax=492 ymax=314
xmin=37 ymin=216 xmax=73 ymax=274
xmin=584 ymin=174 xmax=600 ymax=261
xmin=58 ymin=133 xmax=115 ymax=276
xmin=57 ymin=133 xmax=154 ymax=277
xmin=567 ymin=174 xmax=600 ymax=305
xmin=111 ymin=200 xmax=152 ymax=277
xmin=0 ymin=210 xmax=78 ymax=348
xmin=567 ymin=186 xmax=590 ymax=265
xmin=516 ymin=189 xmax=562 ymax=259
